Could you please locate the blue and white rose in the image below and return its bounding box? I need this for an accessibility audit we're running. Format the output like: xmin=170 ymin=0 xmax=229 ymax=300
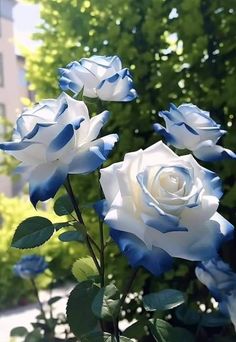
xmin=59 ymin=55 xmax=137 ymax=102
xmin=154 ymin=103 xmax=236 ymax=162
xmin=99 ymin=141 xmax=233 ymax=275
xmin=196 ymin=257 xmax=236 ymax=331
xmin=13 ymin=255 xmax=48 ymax=279
xmin=0 ymin=92 xmax=118 ymax=206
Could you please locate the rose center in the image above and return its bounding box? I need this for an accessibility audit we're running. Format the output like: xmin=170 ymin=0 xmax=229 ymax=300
xmin=159 ymin=171 xmax=182 ymax=193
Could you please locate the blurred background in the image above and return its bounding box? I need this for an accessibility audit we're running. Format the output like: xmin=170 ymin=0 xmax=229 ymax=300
xmin=0 ymin=0 xmax=235 ymax=340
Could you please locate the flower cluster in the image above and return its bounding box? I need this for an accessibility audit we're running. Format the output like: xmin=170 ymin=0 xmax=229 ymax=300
xmin=1 ymin=54 xmax=235 ymax=332
xmin=13 ymin=255 xmax=48 ymax=279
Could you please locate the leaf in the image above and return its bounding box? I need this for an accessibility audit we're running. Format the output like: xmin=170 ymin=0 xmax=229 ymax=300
xmin=143 ymin=289 xmax=185 ymax=311
xmin=148 ymin=319 xmax=173 ymax=342
xmin=81 ymin=332 xmax=116 ymax=342
xmin=175 ymin=304 xmax=201 ymax=325
xmin=54 ymin=195 xmax=74 ymax=216
xmin=11 ymin=216 xmax=54 ymax=249
xmin=24 ymin=328 xmax=43 ymax=342
xmin=201 ymin=312 xmax=231 ymax=327
xmin=123 ymin=319 xmax=148 ymax=339
xmin=67 ymin=281 xmax=100 ymax=338
xmin=92 ymin=283 xmax=120 ymax=320
xmin=169 ymin=327 xmax=195 ymax=342
xmin=10 ymin=326 xmax=28 ymax=337
xmin=53 ymin=222 xmax=70 ymax=231
xmin=72 ymin=256 xmax=99 ymax=282
xmin=48 ymin=296 xmax=62 ymax=305
xmin=81 ymin=332 xmax=134 ymax=342
xmin=59 ymin=230 xmax=86 ymax=242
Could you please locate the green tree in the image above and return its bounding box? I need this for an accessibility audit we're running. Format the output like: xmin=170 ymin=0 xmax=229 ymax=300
xmin=16 ymin=1 xmax=236 ymax=338
xmin=24 ymin=0 xmax=236 ymax=253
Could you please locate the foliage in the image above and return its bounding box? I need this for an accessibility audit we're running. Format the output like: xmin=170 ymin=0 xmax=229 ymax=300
xmin=2 ymin=0 xmax=235 ymax=340
xmin=24 ymin=0 xmax=236 ymax=235
xmin=0 ymin=193 xmax=88 ymax=309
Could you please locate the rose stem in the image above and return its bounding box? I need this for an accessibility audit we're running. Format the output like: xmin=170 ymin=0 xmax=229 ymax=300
xmin=64 ymin=175 xmax=101 ymax=275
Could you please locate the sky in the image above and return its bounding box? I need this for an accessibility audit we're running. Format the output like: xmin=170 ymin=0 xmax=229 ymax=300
xmin=13 ymin=0 xmax=41 ymax=52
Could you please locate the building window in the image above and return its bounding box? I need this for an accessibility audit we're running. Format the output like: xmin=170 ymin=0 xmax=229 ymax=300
xmin=0 ymin=103 xmax=6 ymax=137
xmin=0 ymin=54 xmax=4 ymax=87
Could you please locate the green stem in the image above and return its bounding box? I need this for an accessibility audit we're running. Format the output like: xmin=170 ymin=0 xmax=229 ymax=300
xmin=31 ymin=278 xmax=48 ymax=323
xmin=64 ymin=176 xmax=101 ymax=275
xmin=113 ymin=317 xmax=120 ymax=342
xmin=118 ymin=268 xmax=139 ymax=312
xmin=112 ymin=268 xmax=139 ymax=341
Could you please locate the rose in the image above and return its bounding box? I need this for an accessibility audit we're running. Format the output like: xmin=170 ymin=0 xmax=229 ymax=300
xmin=58 ymin=55 xmax=137 ymax=102
xmin=98 ymin=141 xmax=233 ymax=275
xmin=154 ymin=103 xmax=236 ymax=161
xmin=0 ymin=92 xmax=118 ymax=206
xmin=196 ymin=257 xmax=236 ymax=331
xmin=13 ymin=255 xmax=48 ymax=279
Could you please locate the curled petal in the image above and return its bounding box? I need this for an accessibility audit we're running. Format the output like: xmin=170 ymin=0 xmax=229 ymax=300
xmin=110 ymin=229 xmax=173 ymax=276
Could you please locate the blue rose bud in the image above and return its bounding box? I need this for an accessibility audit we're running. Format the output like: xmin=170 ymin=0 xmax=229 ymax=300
xmin=13 ymin=255 xmax=48 ymax=279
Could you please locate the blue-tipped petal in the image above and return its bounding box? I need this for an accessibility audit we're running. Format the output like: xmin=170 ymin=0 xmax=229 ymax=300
xmin=194 ymin=141 xmax=236 ymax=162
xmin=122 ymin=89 xmax=138 ymax=102
xmin=29 ymin=163 xmax=68 ymax=207
xmin=110 ymin=229 xmax=173 ymax=276
xmin=175 ymin=122 xmax=199 ymax=135
xmin=69 ymin=134 xmax=119 ymax=174
xmin=141 ymin=212 xmax=188 ymax=233
xmin=93 ymin=199 xmax=108 ymax=220
xmin=48 ymin=124 xmax=74 ymax=154
xmin=153 ymin=123 xmax=178 ymax=145
xmin=0 ymin=141 xmax=33 ymax=151
xmin=24 ymin=122 xmax=55 ymax=140
xmin=203 ymin=168 xmax=223 ymax=198
xmin=212 ymin=212 xmax=234 ymax=241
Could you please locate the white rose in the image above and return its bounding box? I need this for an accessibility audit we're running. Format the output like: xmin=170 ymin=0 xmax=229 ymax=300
xmin=100 ymin=142 xmax=233 ymax=265
xmin=154 ymin=103 xmax=236 ymax=161
xmin=0 ymin=93 xmax=118 ymax=206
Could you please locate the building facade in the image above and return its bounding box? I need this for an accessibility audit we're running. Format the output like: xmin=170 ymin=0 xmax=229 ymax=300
xmin=0 ymin=0 xmax=30 ymax=196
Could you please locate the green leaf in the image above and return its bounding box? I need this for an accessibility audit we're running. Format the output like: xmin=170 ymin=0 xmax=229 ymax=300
xmin=148 ymin=318 xmax=173 ymax=342
xmin=59 ymin=230 xmax=86 ymax=242
xmin=81 ymin=332 xmax=116 ymax=342
xmin=24 ymin=328 xmax=43 ymax=342
xmin=143 ymin=289 xmax=185 ymax=311
xmin=72 ymin=256 xmax=99 ymax=282
xmin=92 ymin=283 xmax=120 ymax=320
xmin=53 ymin=222 xmax=70 ymax=231
xmin=67 ymin=281 xmax=99 ymax=338
xmin=54 ymin=195 xmax=74 ymax=216
xmin=201 ymin=312 xmax=231 ymax=327
xmin=10 ymin=326 xmax=28 ymax=337
xmin=175 ymin=304 xmax=201 ymax=325
xmin=169 ymin=327 xmax=195 ymax=342
xmin=123 ymin=319 xmax=148 ymax=339
xmin=11 ymin=216 xmax=54 ymax=249
xmin=48 ymin=296 xmax=62 ymax=305
xmin=80 ymin=333 xmax=133 ymax=342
